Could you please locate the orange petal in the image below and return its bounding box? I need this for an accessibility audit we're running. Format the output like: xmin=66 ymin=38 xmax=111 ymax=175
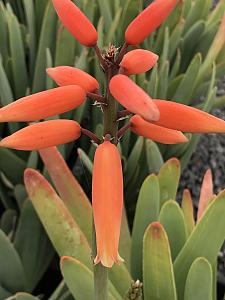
xmin=0 ymin=120 xmax=81 ymax=150
xmin=52 ymin=0 xmax=98 ymax=46
xmin=197 ymin=169 xmax=214 ymax=220
xmin=130 ymin=115 xmax=188 ymax=144
xmin=92 ymin=141 xmax=124 ymax=268
xmin=0 ymin=86 xmax=86 ymax=122
xmin=46 ymin=67 xmax=99 ymax=92
xmin=120 ymin=49 xmax=158 ymax=75
xmin=109 ymin=75 xmax=160 ymax=122
xmin=152 ymin=100 xmax=225 ymax=132
xmin=125 ymin=0 xmax=178 ymax=45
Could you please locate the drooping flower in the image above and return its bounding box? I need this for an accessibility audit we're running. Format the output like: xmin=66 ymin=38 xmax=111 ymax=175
xmin=92 ymin=140 xmax=124 ymax=267
xmin=47 ymin=67 xmax=99 ymax=92
xmin=52 ymin=0 xmax=98 ymax=46
xmin=120 ymin=49 xmax=158 ymax=75
xmin=109 ymin=74 xmax=160 ymax=122
xmin=130 ymin=115 xmax=188 ymax=144
xmin=125 ymin=0 xmax=178 ymax=45
xmin=0 ymin=120 xmax=81 ymax=150
xmin=0 ymin=86 xmax=86 ymax=122
xmin=152 ymin=100 xmax=225 ymax=132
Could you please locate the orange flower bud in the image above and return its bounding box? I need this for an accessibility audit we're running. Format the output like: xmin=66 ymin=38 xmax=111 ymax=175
xmin=109 ymin=75 xmax=160 ymax=122
xmin=153 ymin=100 xmax=225 ymax=132
xmin=0 ymin=120 xmax=81 ymax=150
xmin=47 ymin=67 xmax=99 ymax=92
xmin=0 ymin=86 xmax=86 ymax=122
xmin=120 ymin=49 xmax=158 ymax=75
xmin=130 ymin=115 xmax=188 ymax=144
xmin=92 ymin=141 xmax=124 ymax=268
xmin=125 ymin=0 xmax=178 ymax=45
xmin=52 ymin=0 xmax=98 ymax=46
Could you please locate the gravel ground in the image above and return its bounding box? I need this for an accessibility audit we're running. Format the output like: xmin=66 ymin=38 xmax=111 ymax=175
xmin=179 ymin=78 xmax=225 ymax=204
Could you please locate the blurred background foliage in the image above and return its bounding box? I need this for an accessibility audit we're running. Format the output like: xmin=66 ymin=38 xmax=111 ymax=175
xmin=0 ymin=0 xmax=225 ymax=298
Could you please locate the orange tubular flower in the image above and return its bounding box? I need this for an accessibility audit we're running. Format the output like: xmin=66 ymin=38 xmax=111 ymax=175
xmin=152 ymin=100 xmax=225 ymax=132
xmin=125 ymin=0 xmax=178 ymax=45
xmin=120 ymin=49 xmax=158 ymax=75
xmin=0 ymin=86 xmax=86 ymax=122
xmin=0 ymin=120 xmax=81 ymax=150
xmin=92 ymin=140 xmax=124 ymax=268
xmin=130 ymin=115 xmax=188 ymax=144
xmin=109 ymin=75 xmax=160 ymax=122
xmin=52 ymin=0 xmax=98 ymax=46
xmin=47 ymin=67 xmax=99 ymax=92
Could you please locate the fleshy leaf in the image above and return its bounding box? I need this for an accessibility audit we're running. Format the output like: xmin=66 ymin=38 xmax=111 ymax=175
xmin=184 ymin=257 xmax=212 ymax=300
xmin=143 ymin=222 xmax=177 ymax=300
xmin=158 ymin=158 xmax=180 ymax=207
xmin=0 ymin=229 xmax=26 ymax=292
xmin=159 ymin=200 xmax=187 ymax=261
xmin=181 ymin=189 xmax=195 ymax=237
xmin=131 ymin=174 xmax=160 ymax=280
xmin=39 ymin=147 xmax=92 ymax=244
xmin=24 ymin=168 xmax=92 ymax=269
xmin=174 ymin=190 xmax=225 ymax=299
xmin=197 ymin=169 xmax=213 ymax=221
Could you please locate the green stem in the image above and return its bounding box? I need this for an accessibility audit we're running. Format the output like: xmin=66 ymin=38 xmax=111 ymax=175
xmin=103 ymin=68 xmax=119 ymax=143
xmin=92 ymin=221 xmax=108 ymax=300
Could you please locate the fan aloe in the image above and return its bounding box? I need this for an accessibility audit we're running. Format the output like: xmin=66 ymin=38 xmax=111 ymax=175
xmin=0 ymin=0 xmax=225 ymax=299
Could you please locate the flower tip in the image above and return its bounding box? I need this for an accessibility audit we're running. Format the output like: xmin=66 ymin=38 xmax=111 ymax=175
xmin=60 ymin=256 xmax=71 ymax=264
xmin=94 ymin=253 xmax=124 ymax=268
xmin=0 ymin=137 xmax=10 ymax=148
xmin=46 ymin=67 xmax=54 ymax=75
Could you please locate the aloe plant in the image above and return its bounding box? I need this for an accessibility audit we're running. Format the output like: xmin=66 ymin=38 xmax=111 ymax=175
xmin=0 ymin=0 xmax=225 ymax=299
xmin=3 ymin=151 xmax=224 ymax=300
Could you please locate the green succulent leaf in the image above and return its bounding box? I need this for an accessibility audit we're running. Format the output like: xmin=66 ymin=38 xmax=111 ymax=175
xmin=131 ymin=174 xmax=160 ymax=280
xmin=146 ymin=140 xmax=164 ymax=174
xmin=159 ymin=200 xmax=187 ymax=261
xmin=32 ymin=1 xmax=57 ymax=92
xmin=181 ymin=190 xmax=195 ymax=237
xmin=55 ymin=24 xmax=76 ymax=67
xmin=143 ymin=222 xmax=177 ymax=300
xmin=7 ymin=5 xmax=28 ymax=99
xmin=0 ymin=209 xmax=17 ymax=235
xmin=158 ymin=158 xmax=180 ymax=207
xmin=24 ymin=168 xmax=92 ymax=269
xmin=39 ymin=147 xmax=92 ymax=244
xmin=0 ymin=229 xmax=26 ymax=292
xmin=0 ymin=148 xmax=26 ymax=184
xmin=174 ymin=190 xmax=225 ymax=299
xmin=14 ymin=201 xmax=54 ymax=291
xmin=173 ymin=53 xmax=202 ymax=104
xmin=8 ymin=292 xmax=40 ymax=300
xmin=184 ymin=257 xmax=212 ymax=300
xmin=125 ymin=136 xmax=144 ymax=186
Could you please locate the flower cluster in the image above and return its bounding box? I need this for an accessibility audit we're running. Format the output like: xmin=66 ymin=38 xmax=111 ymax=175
xmin=1 ymin=0 xmax=225 ymax=268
